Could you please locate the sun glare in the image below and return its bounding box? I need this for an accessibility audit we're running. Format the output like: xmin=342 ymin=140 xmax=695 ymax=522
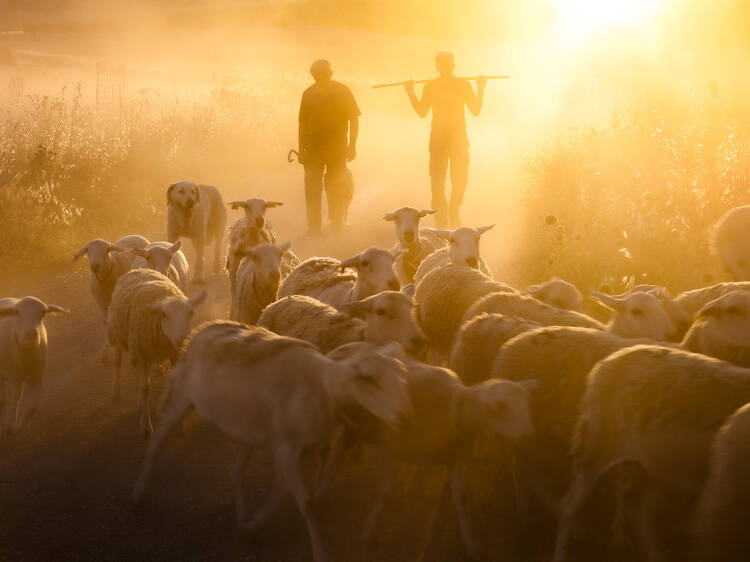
xmin=552 ymin=0 xmax=664 ymax=42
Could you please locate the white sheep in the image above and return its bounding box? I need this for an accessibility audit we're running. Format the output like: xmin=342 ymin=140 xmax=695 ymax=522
xmin=525 ymin=277 xmax=582 ymax=311
xmin=73 ymin=234 xmax=149 ymax=360
xmin=0 ymin=297 xmax=68 ymax=435
xmin=449 ymin=313 xmax=541 ymax=386
xmin=382 ymin=206 xmax=444 ymax=285
xmin=231 ymin=242 xmax=299 ymax=324
xmin=131 ymin=321 xmax=412 ymax=562
xmin=166 ymin=180 xmax=227 ymax=283
xmin=258 ymin=291 xmax=427 ymax=357
xmin=325 ymin=341 xmax=535 ymax=558
xmin=414 ymin=265 xmax=516 ymax=361
xmin=412 ymin=225 xmax=494 ymax=286
xmin=695 ymin=402 xmax=750 ymax=562
xmin=278 ymin=247 xmax=400 ymax=307
xmin=553 ymin=345 xmax=750 ymax=562
xmin=107 ymin=268 xmax=206 ymax=434
xmin=130 ymin=240 xmax=190 ymax=292
xmin=591 ymin=290 xmax=682 ymax=341
xmin=681 ymin=290 xmax=750 ymax=367
xmin=713 ymin=204 xmax=750 ymax=281
xmin=675 ymin=281 xmax=750 ymax=319
xmin=225 ymin=198 xmax=282 ymax=287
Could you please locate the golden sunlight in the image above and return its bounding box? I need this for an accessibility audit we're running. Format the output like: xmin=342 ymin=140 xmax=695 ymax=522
xmin=551 ymin=0 xmax=665 ymax=42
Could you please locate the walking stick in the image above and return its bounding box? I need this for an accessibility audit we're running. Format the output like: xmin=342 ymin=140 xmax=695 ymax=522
xmin=372 ymin=75 xmax=510 ymax=89
xmin=287 ymin=149 xmax=299 ymax=163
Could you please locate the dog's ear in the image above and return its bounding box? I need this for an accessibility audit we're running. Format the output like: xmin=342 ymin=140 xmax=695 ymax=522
xmin=167 ymin=183 xmax=176 ymax=205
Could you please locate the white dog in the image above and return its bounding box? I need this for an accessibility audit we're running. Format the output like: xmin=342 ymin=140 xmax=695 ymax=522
xmin=166 ymin=181 xmax=227 ymax=283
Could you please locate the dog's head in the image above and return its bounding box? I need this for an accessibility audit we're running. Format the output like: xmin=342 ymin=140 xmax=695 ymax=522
xmin=167 ymin=181 xmax=200 ymax=210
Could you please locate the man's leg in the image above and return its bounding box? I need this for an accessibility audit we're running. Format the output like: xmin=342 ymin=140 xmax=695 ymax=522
xmin=448 ymin=141 xmax=470 ymax=228
xmin=303 ymin=154 xmax=325 ymax=234
xmin=323 ymin=150 xmax=349 ymax=230
xmin=429 ymin=138 xmax=450 ymax=229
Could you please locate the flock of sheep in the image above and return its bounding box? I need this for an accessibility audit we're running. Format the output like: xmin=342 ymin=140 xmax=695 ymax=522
xmin=3 ymin=179 xmax=750 ymax=561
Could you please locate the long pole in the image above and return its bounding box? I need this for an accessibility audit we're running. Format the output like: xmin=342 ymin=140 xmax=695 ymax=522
xmin=372 ymin=75 xmax=510 ymax=89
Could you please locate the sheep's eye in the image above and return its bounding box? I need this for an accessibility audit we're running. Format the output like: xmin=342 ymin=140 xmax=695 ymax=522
xmin=727 ymin=305 xmax=742 ymax=315
xmin=495 ymin=401 xmax=508 ymax=413
xmin=358 ymin=374 xmax=379 ymax=386
xmin=449 ymin=238 xmax=456 ymax=244
xmin=631 ymin=308 xmax=643 ymax=316
xmin=375 ymin=308 xmax=386 ymax=316
xmin=361 ymin=260 xmax=370 ymax=267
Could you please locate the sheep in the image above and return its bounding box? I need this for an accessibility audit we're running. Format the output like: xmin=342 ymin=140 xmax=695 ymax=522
xmin=225 ymin=198 xmax=282 ymax=287
xmin=590 ymin=290 xmax=682 ymax=340
xmin=73 ymin=234 xmax=149 ymax=360
xmin=382 ymin=206 xmax=444 ymax=284
xmin=107 ymin=268 xmax=206 ymax=434
xmin=0 ymin=297 xmax=68 ymax=435
xmin=231 ymin=242 xmax=299 ymax=324
xmin=324 ymin=341 xmax=535 ymax=558
xmin=525 ymin=277 xmax=582 ymax=311
xmin=681 ymin=290 xmax=750 ymax=367
xmin=166 ymin=180 xmax=227 ymax=283
xmin=694 ymin=402 xmax=750 ymax=562
xmin=414 ymin=265 xmax=516 ymax=361
xmin=413 ymin=225 xmax=495 ymax=286
xmin=675 ymin=281 xmax=750 ymax=319
xmin=131 ymin=321 xmax=412 ymax=562
xmin=130 ymin=241 xmax=190 ymax=292
xmin=449 ymin=313 xmax=541 ymax=386
xmin=278 ymin=247 xmax=400 ymax=307
xmin=713 ymin=204 xmax=750 ymax=281
xmin=553 ymin=345 xmax=750 ymax=562
xmin=258 ymin=291 xmax=426 ymax=357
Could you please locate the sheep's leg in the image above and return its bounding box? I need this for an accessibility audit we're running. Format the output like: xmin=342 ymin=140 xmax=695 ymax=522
xmin=276 ymin=444 xmax=329 ymax=562
xmin=361 ymin=452 xmax=398 ymax=543
xmin=2 ymin=380 xmax=21 ymax=436
xmin=315 ymin=425 xmax=355 ymax=502
xmin=630 ymin=481 xmax=669 ymax=562
xmin=111 ymin=345 xmax=122 ymax=400
xmin=232 ymin=446 xmax=251 ymax=523
xmin=552 ymin=464 xmax=600 ymax=562
xmin=242 ymin=476 xmax=289 ymax=538
xmin=449 ymin=462 xmax=482 ymax=559
xmin=15 ymin=376 xmax=41 ymax=432
xmin=131 ymin=383 xmax=193 ymax=504
xmin=98 ymin=315 xmax=111 ymax=364
xmin=136 ymin=360 xmax=153 ymax=436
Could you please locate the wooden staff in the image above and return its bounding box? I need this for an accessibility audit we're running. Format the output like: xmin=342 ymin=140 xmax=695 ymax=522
xmin=372 ymin=75 xmax=510 ymax=89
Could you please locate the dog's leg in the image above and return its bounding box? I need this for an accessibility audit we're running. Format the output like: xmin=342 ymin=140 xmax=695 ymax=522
xmin=193 ymin=236 xmax=206 ymax=283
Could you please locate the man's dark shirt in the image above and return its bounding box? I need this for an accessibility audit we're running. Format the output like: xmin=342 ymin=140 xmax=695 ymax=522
xmin=299 ymin=81 xmax=360 ymax=152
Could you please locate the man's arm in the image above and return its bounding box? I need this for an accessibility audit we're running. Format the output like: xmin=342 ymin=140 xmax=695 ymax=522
xmin=404 ymin=80 xmax=430 ymax=118
xmin=348 ymin=116 xmax=359 ymax=162
xmin=466 ymin=75 xmax=487 ymax=117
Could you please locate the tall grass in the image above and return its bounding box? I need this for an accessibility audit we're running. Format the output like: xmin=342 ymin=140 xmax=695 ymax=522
xmin=515 ymin=93 xmax=750 ymax=294
xmin=0 ymin=80 xmax=292 ymax=268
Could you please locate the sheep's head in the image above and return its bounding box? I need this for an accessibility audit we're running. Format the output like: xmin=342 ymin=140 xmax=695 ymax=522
xmin=696 ymin=290 xmax=750 ymax=350
xmin=339 ymin=291 xmax=427 ymax=358
xmin=383 ymin=207 xmax=437 ymax=248
xmin=238 ymin=242 xmax=291 ymax=291
xmin=336 ymin=342 xmax=412 ymax=429
xmin=74 ymin=239 xmax=123 ymax=280
xmin=467 ymin=379 xmax=536 ymax=441
xmin=526 ymin=278 xmax=582 ymax=311
xmin=131 ymin=242 xmax=182 ymax=277
xmin=0 ymin=297 xmax=68 ymax=349
xmin=341 ymin=247 xmax=400 ymax=297
xmin=229 ymin=198 xmax=283 ymax=230
xmin=167 ymin=181 xmax=200 ymax=210
xmin=429 ymin=225 xmax=494 ymax=270
xmin=593 ymin=291 xmax=677 ymax=341
xmin=149 ymin=291 xmax=206 ymax=353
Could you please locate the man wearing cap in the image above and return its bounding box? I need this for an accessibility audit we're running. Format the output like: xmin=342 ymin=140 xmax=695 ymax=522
xmin=404 ymin=52 xmax=486 ymax=228
xmin=298 ymin=59 xmax=361 ymax=234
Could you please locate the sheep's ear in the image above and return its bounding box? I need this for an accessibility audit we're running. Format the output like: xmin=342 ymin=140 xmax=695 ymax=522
xmin=188 ymin=290 xmax=207 ymax=308
xmin=278 ymin=241 xmax=292 ymax=254
xmin=401 ymin=283 xmax=415 ymax=298
xmin=418 ymin=209 xmax=438 ymax=218
xmin=167 ymin=183 xmax=176 ymax=205
xmin=108 ymin=244 xmax=125 ymax=253
xmin=265 ymin=201 xmax=284 ymax=208
xmin=44 ymin=304 xmax=70 ymax=315
xmin=340 ymin=254 xmax=361 ymax=271
xmin=427 ymin=228 xmax=451 ymax=239
xmin=169 ymin=241 xmax=182 ymax=254
xmin=382 ymin=212 xmax=396 ymax=222
xmin=526 ymin=283 xmax=545 ymax=299
xmin=0 ymin=307 xmax=18 ymax=317
xmin=520 ymin=379 xmax=539 ymax=391
xmin=698 ymin=295 xmax=732 ymax=319
xmin=239 ymin=247 xmax=258 ymax=260
xmin=477 ymin=224 xmax=495 ymax=236
xmin=146 ymin=299 xmax=168 ymax=314
xmin=193 ymin=184 xmax=200 ymax=200
xmin=73 ymin=245 xmax=89 ymax=261
xmin=228 ymin=201 xmax=246 ymax=210
xmin=591 ymin=292 xmax=627 ymax=311
xmin=130 ymin=248 xmax=148 ymax=258
xmin=378 ymin=341 xmax=407 ymax=360
xmin=391 ymin=248 xmax=407 ymax=259
xmin=338 ymin=297 xmax=373 ymax=318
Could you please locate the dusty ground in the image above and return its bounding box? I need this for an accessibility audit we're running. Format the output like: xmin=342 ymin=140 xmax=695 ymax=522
xmin=0 ymin=222 xmax=537 ymax=562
